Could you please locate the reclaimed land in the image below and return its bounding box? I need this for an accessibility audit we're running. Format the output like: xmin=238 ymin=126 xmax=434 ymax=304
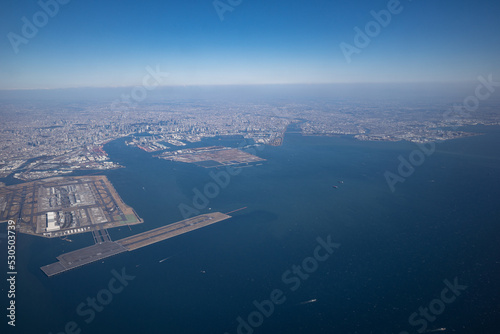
xmin=41 ymin=212 xmax=231 ymax=277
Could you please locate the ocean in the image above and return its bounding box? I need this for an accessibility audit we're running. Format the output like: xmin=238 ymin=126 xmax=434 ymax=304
xmin=3 ymin=126 xmax=500 ymax=334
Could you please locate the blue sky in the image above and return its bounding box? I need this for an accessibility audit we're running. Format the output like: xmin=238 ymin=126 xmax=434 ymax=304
xmin=0 ymin=0 xmax=499 ymax=89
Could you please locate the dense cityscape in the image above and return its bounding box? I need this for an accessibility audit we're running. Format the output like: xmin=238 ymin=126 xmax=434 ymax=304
xmin=1 ymin=97 xmax=499 ymax=181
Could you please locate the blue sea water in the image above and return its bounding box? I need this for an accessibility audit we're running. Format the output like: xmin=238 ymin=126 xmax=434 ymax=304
xmin=2 ymin=126 xmax=500 ymax=334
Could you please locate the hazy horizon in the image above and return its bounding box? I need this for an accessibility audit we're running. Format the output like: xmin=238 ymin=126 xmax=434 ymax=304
xmin=1 ymin=82 xmax=494 ymax=103
xmin=2 ymin=0 xmax=499 ymax=90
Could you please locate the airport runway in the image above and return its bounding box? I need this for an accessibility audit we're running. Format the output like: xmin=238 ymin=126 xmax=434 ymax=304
xmin=41 ymin=212 xmax=231 ymax=277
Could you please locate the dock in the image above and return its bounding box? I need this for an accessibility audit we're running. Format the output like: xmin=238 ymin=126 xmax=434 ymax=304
xmin=41 ymin=212 xmax=231 ymax=277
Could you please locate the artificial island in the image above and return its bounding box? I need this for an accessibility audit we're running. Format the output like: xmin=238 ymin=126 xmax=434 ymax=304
xmin=155 ymin=146 xmax=265 ymax=167
xmin=40 ymin=211 xmax=231 ymax=277
xmin=0 ymin=175 xmax=233 ymax=277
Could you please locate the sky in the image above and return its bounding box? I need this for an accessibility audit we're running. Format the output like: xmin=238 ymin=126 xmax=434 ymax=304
xmin=0 ymin=0 xmax=499 ymax=90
